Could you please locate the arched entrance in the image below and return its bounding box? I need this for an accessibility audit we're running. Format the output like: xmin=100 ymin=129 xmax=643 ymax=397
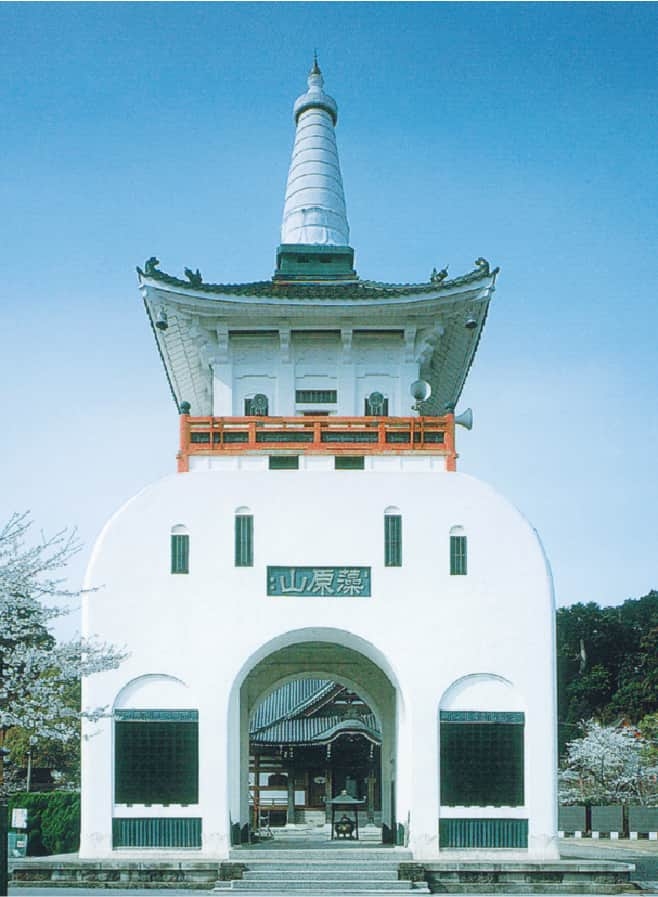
xmin=228 ymin=629 xmax=401 ymax=845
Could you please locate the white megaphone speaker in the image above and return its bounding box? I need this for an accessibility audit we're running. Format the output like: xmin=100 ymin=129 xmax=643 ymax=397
xmin=410 ymin=379 xmax=431 ymax=412
xmin=454 ymin=408 xmax=473 ymax=430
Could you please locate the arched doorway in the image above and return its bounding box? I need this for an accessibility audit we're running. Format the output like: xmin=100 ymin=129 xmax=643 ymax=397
xmin=228 ymin=630 xmax=401 ymax=845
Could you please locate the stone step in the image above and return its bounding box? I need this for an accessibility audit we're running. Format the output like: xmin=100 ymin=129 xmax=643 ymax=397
xmin=229 ymin=848 xmax=413 ymax=861
xmin=243 ymin=869 xmax=401 ymax=880
xmin=228 ymin=880 xmax=418 ymax=892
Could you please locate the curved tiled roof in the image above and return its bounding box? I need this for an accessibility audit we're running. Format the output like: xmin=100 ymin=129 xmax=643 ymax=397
xmin=137 ymin=257 xmax=498 ymax=300
xmin=250 ymin=679 xmax=334 ymax=732
xmin=251 ymin=713 xmax=381 ymax=746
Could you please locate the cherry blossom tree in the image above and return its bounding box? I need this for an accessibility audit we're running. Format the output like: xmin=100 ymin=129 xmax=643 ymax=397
xmin=0 ymin=512 xmax=126 ymax=791
xmin=559 ymin=719 xmax=658 ymax=805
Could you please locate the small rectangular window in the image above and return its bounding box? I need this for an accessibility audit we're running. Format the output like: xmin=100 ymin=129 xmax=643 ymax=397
xmin=296 ymin=389 xmax=337 ymax=404
xmin=235 ymin=515 xmax=254 ymax=566
xmin=384 ymin=515 xmax=402 ymax=567
xmin=335 ymin=456 xmax=365 ymax=470
xmin=269 ymin=456 xmax=299 ymax=470
xmin=171 ymin=534 xmax=189 ymax=574
xmin=450 ymin=535 xmax=467 ymax=575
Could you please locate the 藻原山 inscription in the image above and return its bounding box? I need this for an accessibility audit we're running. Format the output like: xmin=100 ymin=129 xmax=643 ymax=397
xmin=267 ymin=566 xmax=371 ymax=597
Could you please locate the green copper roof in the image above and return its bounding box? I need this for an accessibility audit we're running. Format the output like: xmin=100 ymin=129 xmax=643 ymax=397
xmin=137 ymin=256 xmax=499 ymax=300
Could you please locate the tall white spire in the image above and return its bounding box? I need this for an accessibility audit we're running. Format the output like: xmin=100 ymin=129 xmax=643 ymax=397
xmin=280 ymin=58 xmax=350 ymax=247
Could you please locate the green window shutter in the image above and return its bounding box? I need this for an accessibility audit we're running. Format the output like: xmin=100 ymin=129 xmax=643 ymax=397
xmin=171 ymin=534 xmax=189 ymax=574
xmin=335 ymin=456 xmax=365 ymax=470
xmin=115 ymin=715 xmax=199 ymax=805
xmin=235 ymin=515 xmax=254 ymax=566
xmin=450 ymin=535 xmax=467 ymax=575
xmin=440 ymin=712 xmax=524 ymax=807
xmin=384 ymin=515 xmax=402 ymax=567
xmin=269 ymin=456 xmax=299 ymax=470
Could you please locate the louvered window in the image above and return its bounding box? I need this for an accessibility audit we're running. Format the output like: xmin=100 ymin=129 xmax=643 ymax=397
xmin=235 ymin=514 xmax=254 ymax=566
xmin=171 ymin=529 xmax=189 ymax=574
xmin=450 ymin=534 xmax=467 ymax=576
xmin=384 ymin=514 xmax=402 ymax=567
xmin=335 ymin=456 xmax=365 ymax=470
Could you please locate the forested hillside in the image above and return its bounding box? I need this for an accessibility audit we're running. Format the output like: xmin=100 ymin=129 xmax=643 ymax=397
xmin=557 ymin=590 xmax=658 ymax=753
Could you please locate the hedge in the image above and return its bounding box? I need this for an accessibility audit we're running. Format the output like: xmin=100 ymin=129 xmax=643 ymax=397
xmin=7 ymin=792 xmax=80 ymax=856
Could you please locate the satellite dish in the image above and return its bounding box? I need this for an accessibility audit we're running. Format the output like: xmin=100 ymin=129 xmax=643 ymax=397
xmin=410 ymin=379 xmax=431 ymax=402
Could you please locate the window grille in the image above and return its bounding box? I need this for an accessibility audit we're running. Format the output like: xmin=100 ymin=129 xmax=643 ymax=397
xmin=269 ymin=456 xmax=299 ymax=470
xmin=115 ymin=715 xmax=199 ymax=805
xmin=440 ymin=712 xmax=524 ymax=807
xmin=170 ymin=533 xmax=189 ymax=575
xmin=296 ymin=389 xmax=337 ymax=404
xmin=364 ymin=394 xmax=389 ymax=416
xmin=450 ymin=535 xmax=467 ymax=575
xmin=235 ymin=514 xmax=254 ymax=566
xmin=335 ymin=456 xmax=365 ymax=470
xmin=384 ymin=514 xmax=402 ymax=567
xmin=244 ymin=394 xmax=269 ymax=416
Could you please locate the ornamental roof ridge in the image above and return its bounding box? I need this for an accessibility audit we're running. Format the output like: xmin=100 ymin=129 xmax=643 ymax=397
xmin=137 ymin=256 xmax=499 ymax=300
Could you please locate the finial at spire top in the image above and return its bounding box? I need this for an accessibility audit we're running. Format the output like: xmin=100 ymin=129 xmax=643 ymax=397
xmin=311 ymin=50 xmax=320 ymax=75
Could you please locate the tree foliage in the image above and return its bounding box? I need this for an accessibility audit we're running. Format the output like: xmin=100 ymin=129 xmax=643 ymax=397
xmin=559 ymin=720 xmax=658 ymax=806
xmin=0 ymin=512 xmax=127 ymax=792
xmin=557 ymin=591 xmax=658 ymax=751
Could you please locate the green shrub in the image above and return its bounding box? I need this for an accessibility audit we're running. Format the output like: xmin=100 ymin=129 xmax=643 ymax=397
xmin=8 ymin=792 xmax=80 ymax=856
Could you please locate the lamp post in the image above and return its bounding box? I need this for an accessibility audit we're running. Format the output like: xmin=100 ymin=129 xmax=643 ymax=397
xmin=0 ymin=799 xmax=8 ymax=897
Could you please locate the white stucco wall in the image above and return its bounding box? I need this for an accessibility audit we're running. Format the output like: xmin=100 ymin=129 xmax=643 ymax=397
xmin=80 ymin=467 xmax=557 ymax=861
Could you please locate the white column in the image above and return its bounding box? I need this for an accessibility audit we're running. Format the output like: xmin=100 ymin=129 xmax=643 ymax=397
xmin=79 ymin=715 xmax=114 ymax=857
xmin=406 ymin=691 xmax=440 ymax=859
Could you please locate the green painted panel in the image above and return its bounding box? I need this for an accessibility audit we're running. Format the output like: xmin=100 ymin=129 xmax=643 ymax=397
xmin=115 ymin=720 xmax=198 ymax=805
xmin=450 ymin=535 xmax=467 ymax=575
xmin=440 ymin=711 xmax=525 ymax=724
xmin=334 ymin=456 xmax=365 ymax=469
xmin=267 ymin=566 xmax=371 ymax=597
xmin=439 ymin=818 xmax=528 ymax=848
xmin=269 ymin=456 xmax=299 ymax=469
xmin=385 ymin=515 xmax=402 ymax=567
xmin=235 ymin=515 xmax=253 ymax=566
xmin=112 ymin=817 xmax=201 ymax=848
xmin=170 ymin=534 xmax=189 ymax=574
xmin=441 ymin=720 xmax=524 ymax=806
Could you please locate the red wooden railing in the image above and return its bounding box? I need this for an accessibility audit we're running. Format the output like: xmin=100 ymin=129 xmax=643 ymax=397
xmin=177 ymin=414 xmax=457 ymax=472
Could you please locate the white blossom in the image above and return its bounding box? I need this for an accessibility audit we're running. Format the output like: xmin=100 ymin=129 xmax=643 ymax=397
xmin=0 ymin=513 xmax=127 ymax=779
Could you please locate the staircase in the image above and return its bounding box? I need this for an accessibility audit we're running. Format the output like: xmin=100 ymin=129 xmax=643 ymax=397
xmin=215 ymin=848 xmax=429 ymax=894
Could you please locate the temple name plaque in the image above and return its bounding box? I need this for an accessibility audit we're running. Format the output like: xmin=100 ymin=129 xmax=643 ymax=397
xmin=267 ymin=566 xmax=371 ymax=597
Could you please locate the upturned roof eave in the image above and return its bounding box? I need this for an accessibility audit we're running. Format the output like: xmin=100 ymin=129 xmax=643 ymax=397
xmin=137 ymin=259 xmax=498 ymax=305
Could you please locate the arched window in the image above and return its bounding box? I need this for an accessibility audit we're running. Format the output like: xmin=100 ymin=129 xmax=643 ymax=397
xmin=384 ymin=507 xmax=402 ymax=567
xmin=245 ymin=393 xmax=269 ymax=416
xmin=170 ymin=524 xmax=189 ymax=575
xmin=235 ymin=507 xmax=254 ymax=567
xmin=449 ymin=525 xmax=467 ymax=576
xmin=439 ymin=675 xmax=525 ymax=815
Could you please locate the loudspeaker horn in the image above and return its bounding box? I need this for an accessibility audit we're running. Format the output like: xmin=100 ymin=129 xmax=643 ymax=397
xmin=454 ymin=408 xmax=473 ymax=430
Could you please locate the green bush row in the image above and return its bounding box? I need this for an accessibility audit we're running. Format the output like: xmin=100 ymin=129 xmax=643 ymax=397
xmin=8 ymin=792 xmax=80 ymax=856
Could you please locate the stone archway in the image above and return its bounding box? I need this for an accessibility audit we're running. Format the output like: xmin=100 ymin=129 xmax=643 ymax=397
xmin=228 ymin=630 xmax=401 ymax=845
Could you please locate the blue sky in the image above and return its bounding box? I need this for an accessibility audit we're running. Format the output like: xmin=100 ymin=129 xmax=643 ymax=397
xmin=2 ymin=3 xmax=657 ymax=636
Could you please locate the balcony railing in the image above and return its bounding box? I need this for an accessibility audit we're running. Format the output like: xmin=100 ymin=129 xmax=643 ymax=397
xmin=177 ymin=414 xmax=457 ymax=472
